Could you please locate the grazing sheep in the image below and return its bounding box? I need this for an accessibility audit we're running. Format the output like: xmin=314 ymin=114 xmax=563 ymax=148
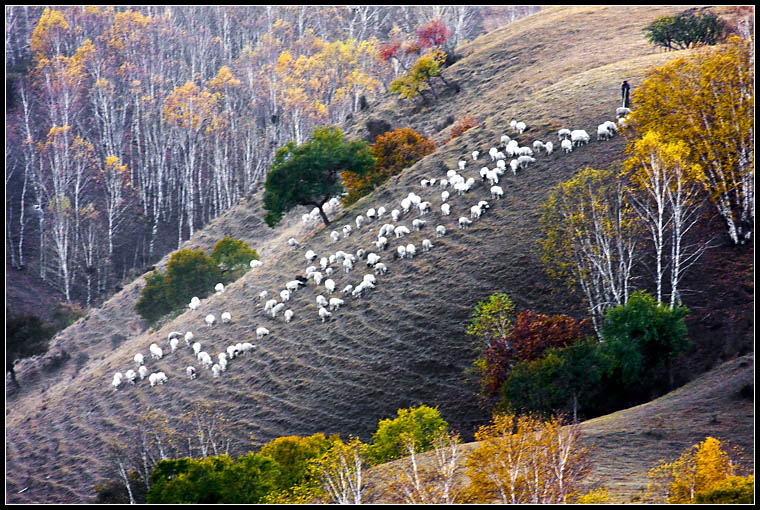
xmin=125 ymin=369 xmax=137 ymax=385
xmin=544 ymin=141 xmax=554 ymax=155
xmin=285 ymin=280 xmax=302 ymax=293
xmin=192 ymin=342 xmax=202 ymax=356
xmin=355 ymin=215 xmax=365 ymax=229
xmin=215 ymin=283 xmax=225 ymax=295
xmin=517 ymin=155 xmax=536 ymax=169
xmin=184 ymin=332 xmax=194 ymax=347
xmin=618 ymin=116 xmax=629 ymax=128
xmin=597 ymin=121 xmax=617 ymax=141
xmin=319 ymin=306 xmax=332 ymax=322
xmin=343 ymin=225 xmax=352 ymax=238
xmin=420 ymin=178 xmax=432 ymax=187
xmin=205 ymin=314 xmax=216 ymax=327
xmin=397 ymin=245 xmax=407 ymax=259
xmin=377 ymin=206 xmax=386 ymax=218
xmin=471 ymin=204 xmax=483 ymax=219
xmin=391 ymin=209 xmax=401 ymax=221
xmin=220 ymin=312 xmax=231 ymax=324
xmin=366 ymin=208 xmax=376 ymax=221
xmin=517 ymin=146 xmax=534 ymax=157
xmin=406 ymin=243 xmax=417 ymax=258
xmin=259 ymin=290 xmax=268 ymax=301
xmin=226 ymin=345 xmax=238 ymax=359
xmin=305 ymin=250 xmax=317 ymax=263
xmin=112 ymin=372 xmax=123 ymax=390
xmin=441 ymin=203 xmax=451 ymax=216
xmin=240 ymin=342 xmax=255 ymax=355
xmin=516 ymin=121 xmax=526 ymax=134
xmin=571 ymin=129 xmax=590 ymax=147
xmin=170 ymin=337 xmax=179 ymax=353
xmin=149 ymin=372 xmax=167 ymax=387
xmin=394 ymin=225 xmax=410 ymax=238
xmin=418 ymin=201 xmax=431 ymax=215
xmin=325 ymin=279 xmax=336 ymax=294
xmin=532 ymin=140 xmax=545 ymax=152
xmin=329 ymin=297 xmax=344 ymax=311
xmin=342 ymin=284 xmax=354 ymax=295
xmin=422 ymin=239 xmax=433 ymax=252
xmin=401 ymin=198 xmax=412 ymax=214
xmin=186 ymin=366 xmax=197 ymax=379
xmin=250 ymin=259 xmax=262 ymax=269
xmin=329 ymin=230 xmax=340 ymax=243
xmin=374 ymin=236 xmax=388 ymax=250
xmin=412 ymin=219 xmax=426 ymax=231
xmin=439 ymin=178 xmax=449 ymax=189
xmin=284 ymin=309 xmax=294 ymax=323
xmin=149 ymin=343 xmax=163 ymax=360
xmin=264 ymin=299 xmax=278 ymax=313
xmin=287 ymin=237 xmax=300 ymax=250
xmin=616 ymin=106 xmax=631 ymax=118
xmin=271 ymin=302 xmax=285 ymax=318
xmin=488 ymin=146 xmax=499 ymax=161
xmin=189 ymin=297 xmax=200 ymax=311
xmin=316 ymin=295 xmax=329 ymax=308
xmin=280 ymin=289 xmax=291 ymax=302
xmin=366 ymin=253 xmax=381 ymax=267
xmin=491 ymin=185 xmax=504 ymax=199
xmin=459 ymin=216 xmax=473 ymax=229
xmin=500 ymin=134 xmax=511 ymax=146
xmin=343 ymin=258 xmax=354 ymax=273
xmin=558 ymin=128 xmax=572 ymax=141
xmin=374 ymin=263 xmax=388 ymax=275
xmin=510 ymin=159 xmax=519 ymax=175
xmin=441 ymin=190 xmax=450 ymax=202
xmin=212 ymin=364 xmax=222 ymax=378
xmin=561 ymin=138 xmax=573 ymax=153
xmin=134 ymin=353 xmax=144 ymax=366
xmin=138 ymin=366 xmax=148 ymax=380
xmin=198 ymin=352 xmax=213 ymax=369
xmin=472 ymin=150 xmax=480 ymax=160
xmin=436 ymin=225 xmax=447 ymax=238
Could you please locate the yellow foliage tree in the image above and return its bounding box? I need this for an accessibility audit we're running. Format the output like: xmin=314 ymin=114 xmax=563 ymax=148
xmin=646 ymin=436 xmax=745 ymax=503
xmin=627 ymin=36 xmax=754 ymax=245
xmin=30 ymin=8 xmax=70 ymax=57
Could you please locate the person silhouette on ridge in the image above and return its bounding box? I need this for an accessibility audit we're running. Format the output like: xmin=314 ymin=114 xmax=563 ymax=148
xmin=621 ymin=80 xmax=631 ymax=108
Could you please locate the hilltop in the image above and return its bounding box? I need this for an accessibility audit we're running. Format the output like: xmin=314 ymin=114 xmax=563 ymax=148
xmin=6 ymin=6 xmax=753 ymax=503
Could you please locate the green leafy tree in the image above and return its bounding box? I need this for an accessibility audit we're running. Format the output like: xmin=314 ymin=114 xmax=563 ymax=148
xmin=210 ymin=236 xmax=258 ymax=275
xmin=695 ymin=475 xmax=754 ymax=504
xmin=147 ymin=453 xmax=280 ymax=504
xmin=366 ymin=405 xmax=449 ymax=465
xmin=644 ymin=10 xmax=726 ymax=50
xmin=263 ymin=126 xmax=375 ymax=227
xmin=466 ymin=292 xmax=516 ymax=397
xmin=258 ymin=433 xmax=332 ymax=498
xmin=601 ymin=290 xmax=690 ymax=397
xmin=163 ymin=249 xmax=223 ymax=309
xmin=389 ymin=48 xmax=452 ymax=102
xmin=135 ymin=271 xmax=173 ymax=325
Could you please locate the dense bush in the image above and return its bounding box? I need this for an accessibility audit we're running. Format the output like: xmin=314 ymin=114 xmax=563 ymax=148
xmin=695 ymin=475 xmax=754 ymax=504
xmin=341 ymin=127 xmax=435 ymax=206
xmin=211 ymin=236 xmax=259 ymax=277
xmin=643 ymin=10 xmax=727 ymax=50
xmin=366 ymin=405 xmax=449 ymax=465
xmin=258 ymin=433 xmax=332 ymax=500
xmin=447 ymin=114 xmax=479 ymax=142
xmin=6 ymin=310 xmax=56 ymax=386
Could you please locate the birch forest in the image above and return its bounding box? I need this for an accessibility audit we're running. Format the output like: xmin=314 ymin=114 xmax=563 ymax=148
xmin=5 ymin=5 xmax=540 ymax=306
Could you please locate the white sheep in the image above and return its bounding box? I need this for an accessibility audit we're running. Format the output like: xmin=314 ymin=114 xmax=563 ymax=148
xmin=212 ymin=364 xmax=222 ymax=378
xmin=250 ymin=259 xmax=262 ymax=269
xmin=422 ymin=239 xmax=433 ymax=252
xmin=472 ymin=150 xmax=480 ymax=160
xmin=439 ymin=178 xmax=449 ymax=189
xmin=318 ymin=306 xmax=332 ymax=322
xmin=517 ymin=155 xmax=536 ymax=169
xmin=500 ymin=134 xmax=511 ymax=146
xmin=328 ymin=297 xmax=344 ymax=311
xmin=436 ymin=225 xmax=447 ymax=237
xmin=205 ymin=314 xmax=216 ymax=327
xmin=342 ymin=284 xmax=354 ymax=295
xmin=198 ymin=351 xmax=213 ymax=369
xmin=312 ymin=271 xmax=323 ymax=285
xmin=320 ymin=256 xmax=328 ymax=270
xmin=271 ymin=302 xmax=285 ymax=318
xmin=220 ymin=312 xmax=231 ymax=324
xmin=459 ymin=217 xmax=472 ymax=229
xmin=391 ymin=209 xmax=401 ymax=221
xmin=264 ymin=299 xmax=277 ymax=313
xmin=285 ymin=280 xmax=302 ymax=292
xmin=418 ymin=201 xmax=431 ymax=215
xmin=305 ymin=249 xmax=317 ymax=263
xmin=149 ymin=343 xmax=163 ymax=360
xmin=316 ymin=295 xmax=329 ymax=308
xmin=343 ymin=225 xmax=352 ymax=238
xmin=510 ymin=159 xmax=519 ymax=175
xmin=377 ymin=206 xmax=386 ymax=218
xmin=374 ymin=263 xmax=388 ymax=275
xmin=471 ymin=204 xmax=483 ymax=219
xmin=517 ymin=146 xmax=534 ymax=157
xmin=397 ymin=245 xmax=407 ymax=259
xmin=259 ymin=290 xmax=268 ymax=301
xmin=240 ymin=342 xmax=255 ymax=355
xmin=112 ymin=372 xmax=123 ymax=390
xmin=516 ymin=121 xmax=526 ymax=134
xmin=186 ymin=366 xmax=197 ymax=380
xmin=227 ymin=345 xmax=239 ymax=359
xmin=325 ymin=279 xmax=336 ymax=294
xmin=342 ymin=258 xmax=354 ymax=273
xmin=256 ymin=327 xmax=270 ymax=340
xmin=374 ymin=237 xmax=388 ymax=250
xmin=355 ymin=215 xmax=365 ymax=229
xmin=125 ymin=369 xmax=137 ymax=385
xmin=149 ymin=372 xmax=167 ymax=387
xmin=287 ymin=237 xmax=300 ymax=250
xmin=356 ymin=248 xmax=366 ymax=260
xmin=441 ymin=190 xmax=450 ymax=202
xmin=496 ymin=160 xmax=506 ymax=173
xmin=618 ymin=116 xmax=629 ymax=128
xmin=571 ymin=129 xmax=590 ymax=147
xmin=189 ymin=297 xmax=200 ymax=310
xmin=420 ymin=178 xmax=431 ymax=187
xmin=138 ymin=366 xmax=148 ymax=380
xmin=597 ymin=121 xmax=617 ymax=141
xmin=215 ymin=283 xmax=225 ymax=295
xmin=134 ymin=353 xmax=144 ymax=366
xmin=366 ymin=208 xmax=376 ymax=221
xmin=616 ymin=106 xmax=631 ymax=118
xmin=394 ymin=225 xmax=410 ymax=238
xmin=192 ymin=341 xmax=202 ymax=356
xmin=170 ymin=337 xmax=179 ymax=353
xmin=284 ymin=309 xmax=294 ymax=323
xmin=366 ymin=253 xmax=381 ymax=267
xmin=330 ymin=230 xmax=340 ymax=243
xmin=406 ymin=243 xmax=416 ymax=258
xmin=558 ymin=128 xmax=571 ymax=141
xmin=544 ymin=141 xmax=554 ymax=155
xmin=441 ymin=203 xmax=451 ymax=216
xmin=184 ymin=331 xmax=194 ymax=346
xmin=532 ymin=140 xmax=545 ymax=152
xmin=561 ymin=139 xmax=573 ymax=153
xmin=491 ymin=185 xmax=504 ymax=199
xmin=412 ymin=219 xmax=426 ymax=231
xmin=280 ymin=289 xmax=291 ymax=302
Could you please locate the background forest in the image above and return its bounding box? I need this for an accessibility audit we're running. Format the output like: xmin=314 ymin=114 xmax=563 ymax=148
xmin=5 ymin=5 xmax=539 ymax=316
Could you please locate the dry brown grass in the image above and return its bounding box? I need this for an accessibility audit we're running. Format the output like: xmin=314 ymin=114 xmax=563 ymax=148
xmin=6 ymin=5 xmax=752 ymax=503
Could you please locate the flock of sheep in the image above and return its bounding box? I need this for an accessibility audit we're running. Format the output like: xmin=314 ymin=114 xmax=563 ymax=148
xmin=111 ymin=106 xmax=630 ymax=392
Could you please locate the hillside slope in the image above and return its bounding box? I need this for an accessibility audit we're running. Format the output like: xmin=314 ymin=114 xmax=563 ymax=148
xmin=361 ymin=353 xmax=755 ymax=503
xmin=6 ymin=6 xmax=752 ymax=503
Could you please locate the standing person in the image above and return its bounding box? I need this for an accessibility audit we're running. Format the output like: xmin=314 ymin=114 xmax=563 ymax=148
xmin=621 ymin=80 xmax=631 ymax=108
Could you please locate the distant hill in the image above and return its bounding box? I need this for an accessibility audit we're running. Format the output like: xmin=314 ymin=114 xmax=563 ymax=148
xmin=6 ymin=5 xmax=753 ymax=503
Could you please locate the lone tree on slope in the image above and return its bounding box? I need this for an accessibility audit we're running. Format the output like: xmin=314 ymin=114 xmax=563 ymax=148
xmin=263 ymin=126 xmax=376 ymax=228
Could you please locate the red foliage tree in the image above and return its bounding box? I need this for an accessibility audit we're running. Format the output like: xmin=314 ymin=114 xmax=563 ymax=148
xmin=416 ymin=18 xmax=451 ymax=49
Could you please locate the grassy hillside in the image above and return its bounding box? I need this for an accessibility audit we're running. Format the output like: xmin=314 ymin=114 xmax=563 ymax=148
xmin=5 ymin=6 xmax=752 ymax=503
